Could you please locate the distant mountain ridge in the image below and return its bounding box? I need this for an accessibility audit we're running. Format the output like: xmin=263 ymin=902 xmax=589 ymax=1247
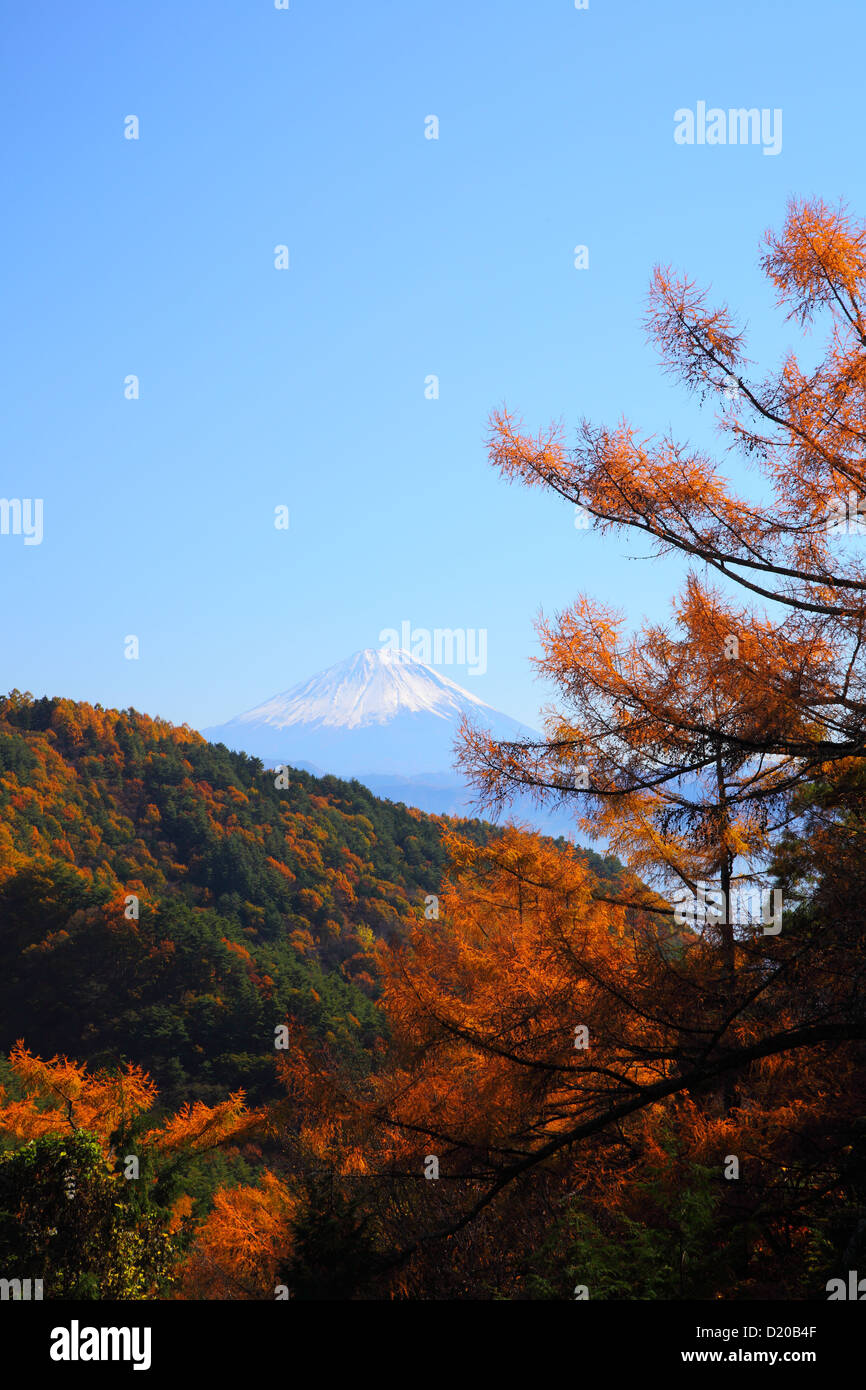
xmin=202 ymin=648 xmax=534 ymax=777
xmin=202 ymin=649 xmax=582 ymax=839
xmin=231 ymin=647 xmax=492 ymax=731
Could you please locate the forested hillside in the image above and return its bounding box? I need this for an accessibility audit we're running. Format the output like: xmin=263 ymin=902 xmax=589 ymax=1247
xmin=0 ymin=689 xmax=620 ymax=1107
xmin=0 ymin=689 xmax=642 ymax=1301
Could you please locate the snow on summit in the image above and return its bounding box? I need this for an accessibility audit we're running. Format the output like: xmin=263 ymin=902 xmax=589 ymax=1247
xmin=227 ymin=648 xmax=493 ymax=731
xmin=202 ymin=647 xmax=533 ymax=778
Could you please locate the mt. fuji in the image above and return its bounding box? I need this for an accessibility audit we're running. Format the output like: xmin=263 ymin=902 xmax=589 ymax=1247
xmin=202 ymin=648 xmax=534 ymax=779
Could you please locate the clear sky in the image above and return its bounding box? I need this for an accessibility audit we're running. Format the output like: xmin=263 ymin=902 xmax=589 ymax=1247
xmin=3 ymin=0 xmax=864 ymax=731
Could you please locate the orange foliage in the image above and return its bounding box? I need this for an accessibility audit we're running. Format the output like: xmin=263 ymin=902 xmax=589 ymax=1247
xmin=468 ymin=197 xmax=866 ymax=965
xmin=140 ymin=1092 xmax=263 ymax=1154
xmin=175 ymin=1172 xmax=296 ymax=1299
xmin=0 ymin=1042 xmax=157 ymax=1144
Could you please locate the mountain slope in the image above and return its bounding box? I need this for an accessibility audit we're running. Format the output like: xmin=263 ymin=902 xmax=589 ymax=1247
xmin=0 ymin=691 xmax=488 ymax=1104
xmin=0 ymin=690 xmax=624 ymax=1107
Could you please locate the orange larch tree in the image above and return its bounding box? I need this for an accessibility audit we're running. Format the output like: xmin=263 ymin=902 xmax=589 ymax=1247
xmin=466 ymin=198 xmax=866 ymax=933
xmin=329 ymin=201 xmax=866 ymax=1292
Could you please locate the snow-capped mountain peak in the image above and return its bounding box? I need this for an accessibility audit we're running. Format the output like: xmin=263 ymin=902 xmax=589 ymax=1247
xmin=226 ymin=648 xmax=493 ymax=732
xmin=202 ymin=648 xmax=531 ymax=777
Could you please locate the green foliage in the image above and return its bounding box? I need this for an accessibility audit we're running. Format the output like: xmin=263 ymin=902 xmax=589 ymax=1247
xmin=279 ymin=1175 xmax=378 ymax=1300
xmin=525 ymin=1163 xmax=729 ymax=1301
xmin=0 ymin=1132 xmax=176 ymax=1299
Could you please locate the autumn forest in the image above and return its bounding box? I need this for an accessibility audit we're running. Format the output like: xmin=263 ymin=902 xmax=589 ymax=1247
xmin=3 ymin=200 xmax=866 ymax=1303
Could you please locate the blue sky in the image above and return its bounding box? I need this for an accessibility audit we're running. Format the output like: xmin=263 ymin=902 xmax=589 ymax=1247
xmin=2 ymin=0 xmax=864 ymax=731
